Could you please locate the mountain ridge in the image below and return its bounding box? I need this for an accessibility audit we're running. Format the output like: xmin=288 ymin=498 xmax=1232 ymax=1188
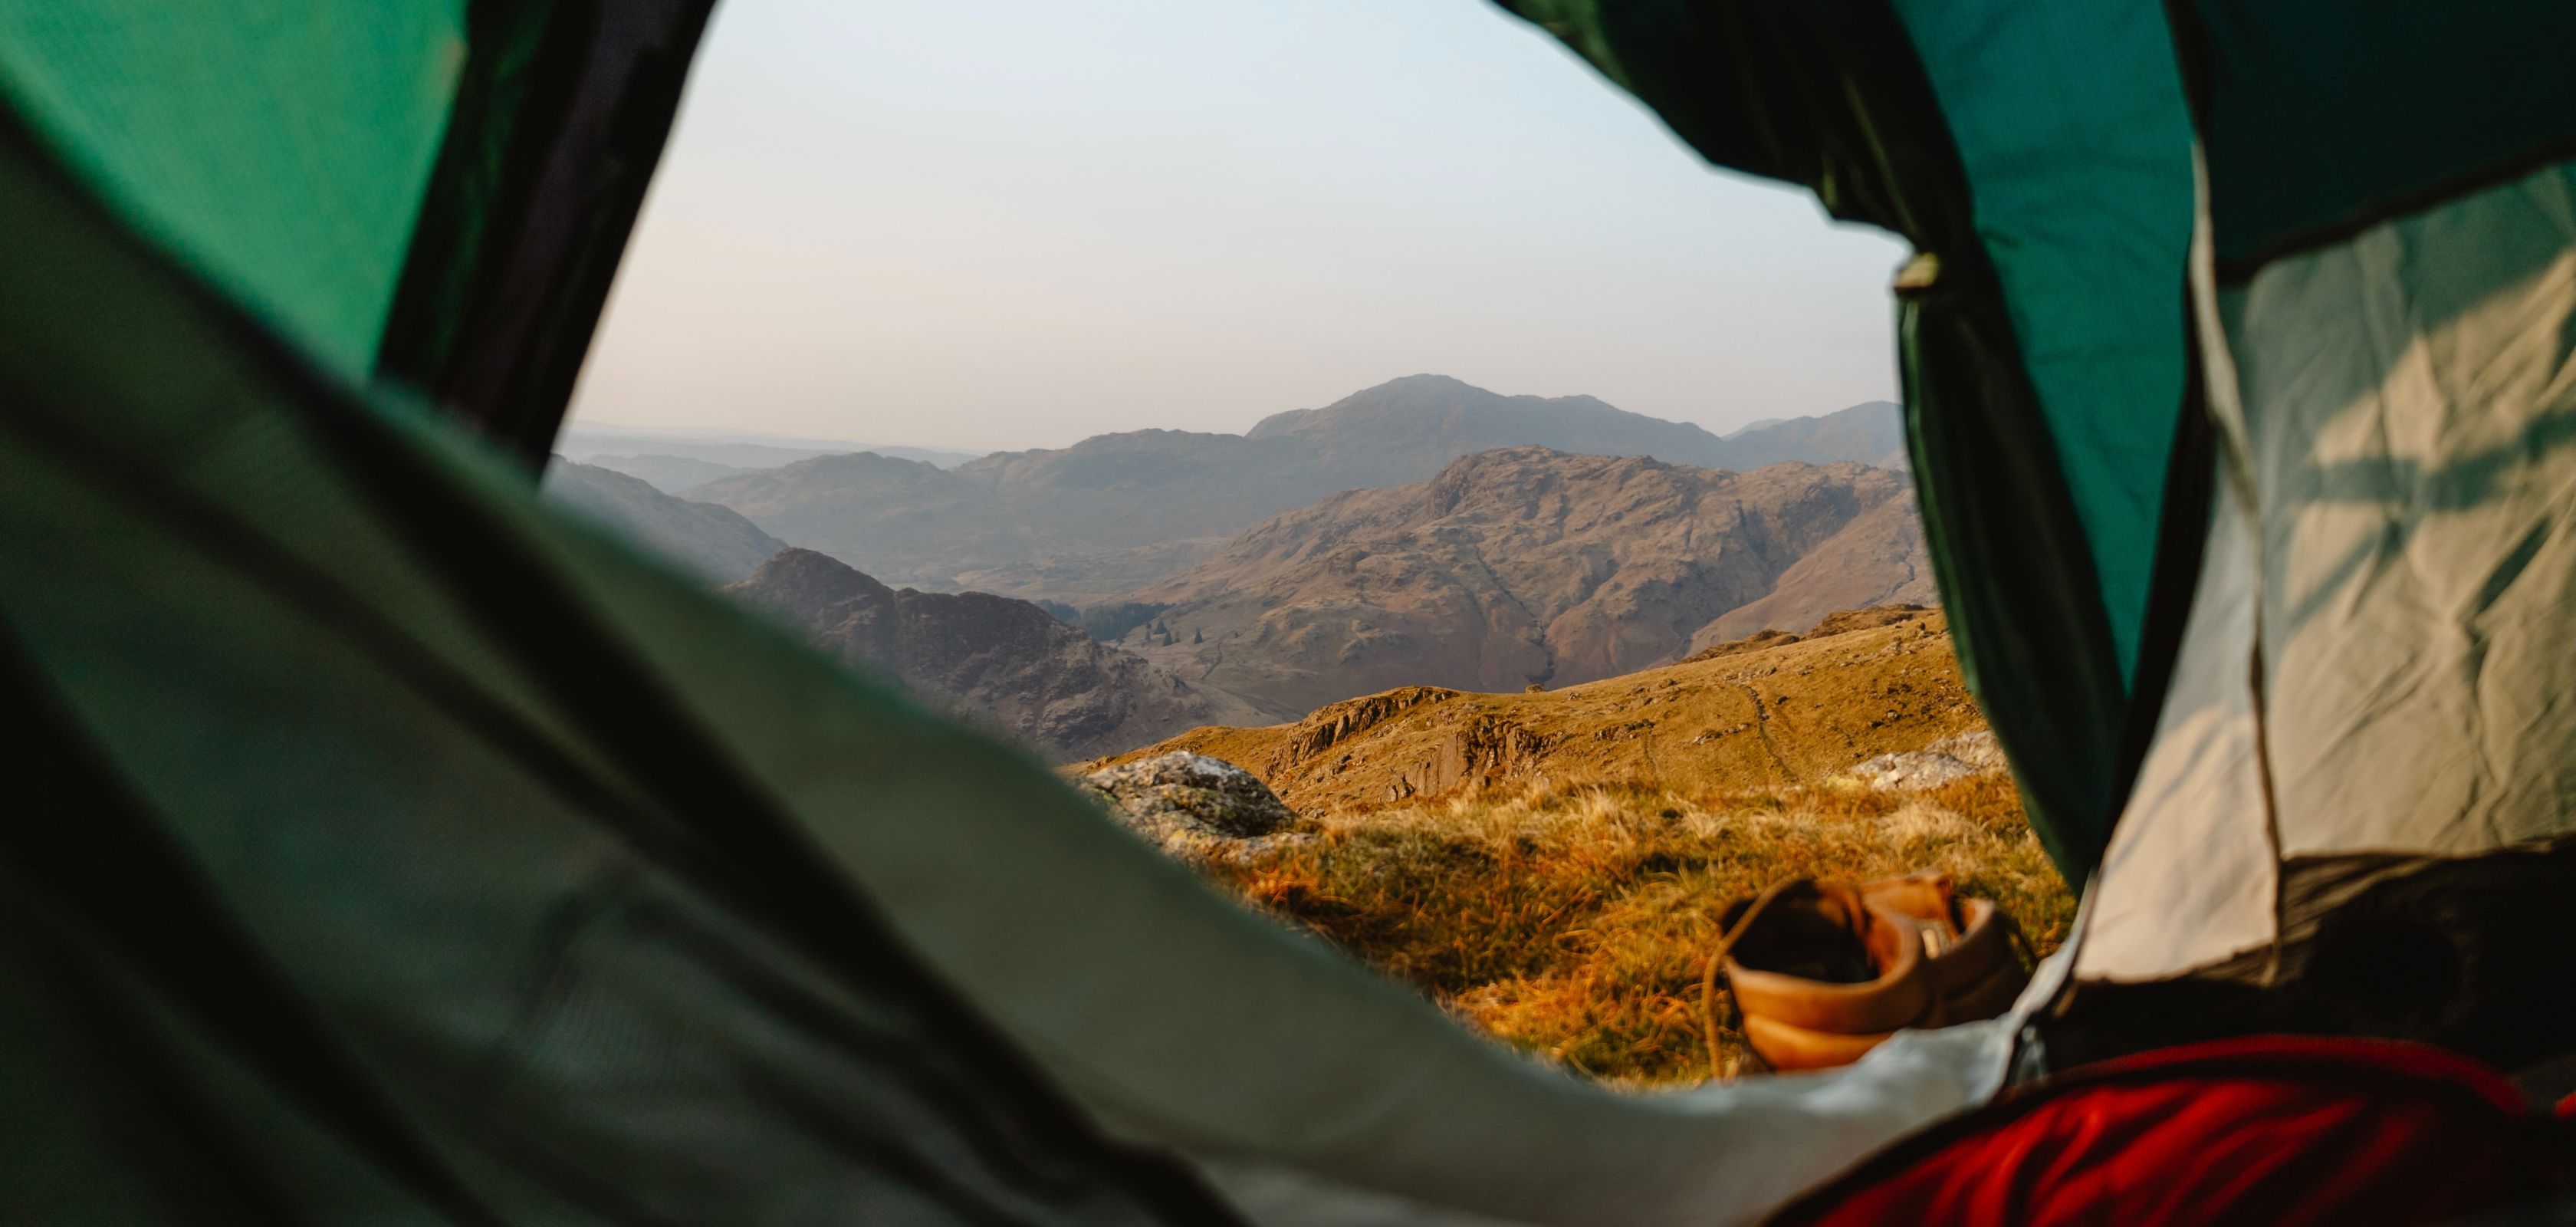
xmin=542 ymin=459 xmax=790 ymax=583
xmin=1102 ymin=446 xmax=1926 ymax=714
xmin=691 ymin=374 xmax=1905 ymax=595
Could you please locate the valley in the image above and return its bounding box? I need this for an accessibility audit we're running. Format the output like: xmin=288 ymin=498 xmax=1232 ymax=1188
xmin=724 ymin=548 xmax=1279 ymax=760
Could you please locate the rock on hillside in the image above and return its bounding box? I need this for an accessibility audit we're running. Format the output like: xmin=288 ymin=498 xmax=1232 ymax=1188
xmin=1851 ymin=731 xmax=2006 ymax=789
xmin=1113 ymin=447 xmax=1916 ymax=714
xmin=1073 ymin=752 xmax=1305 ymax=859
xmin=726 ymin=548 xmax=1280 ymax=761
xmin=544 ymin=459 xmax=789 ymax=584
xmin=688 ymin=374 xmax=1908 ymax=595
xmin=1690 ymin=494 xmax=1937 ymax=647
xmin=1087 ymin=607 xmax=1981 ymax=812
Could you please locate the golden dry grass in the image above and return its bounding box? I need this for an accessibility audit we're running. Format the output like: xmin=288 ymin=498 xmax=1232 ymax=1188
xmin=1194 ymin=772 xmax=2073 ymax=1086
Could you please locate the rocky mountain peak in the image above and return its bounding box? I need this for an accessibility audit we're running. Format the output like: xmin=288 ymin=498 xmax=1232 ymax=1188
xmin=741 ymin=546 xmax=895 ymax=620
xmin=1118 ymin=446 xmax=1924 ymax=714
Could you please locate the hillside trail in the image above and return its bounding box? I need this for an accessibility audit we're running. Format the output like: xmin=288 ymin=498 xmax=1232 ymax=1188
xmin=1734 ymin=679 xmax=1804 ymax=788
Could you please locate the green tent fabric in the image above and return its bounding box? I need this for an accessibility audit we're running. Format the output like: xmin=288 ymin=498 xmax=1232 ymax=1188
xmin=2176 ymin=0 xmax=2576 ymax=278
xmin=1493 ymin=0 xmax=2200 ymax=883
xmin=1884 ymin=0 xmax=2195 ymax=680
xmin=0 ymin=2 xmax=712 ymax=462
xmin=0 ymin=2 xmax=464 ymax=372
xmin=15 ymin=2 xmax=2576 ymax=1224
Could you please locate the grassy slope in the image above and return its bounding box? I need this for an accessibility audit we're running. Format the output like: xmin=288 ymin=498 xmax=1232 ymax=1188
xmin=1092 ymin=610 xmax=1986 ymax=808
xmin=1095 ymin=610 xmax=2075 ymax=1086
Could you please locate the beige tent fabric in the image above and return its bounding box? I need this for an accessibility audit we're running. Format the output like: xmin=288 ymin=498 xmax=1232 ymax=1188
xmin=2243 ymin=165 xmax=2576 ymax=858
xmin=2076 ymin=470 xmax=2274 ymax=982
xmin=2075 ymin=160 xmax=2576 ymax=983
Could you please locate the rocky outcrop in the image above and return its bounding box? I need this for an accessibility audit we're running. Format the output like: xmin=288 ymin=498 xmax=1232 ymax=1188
xmin=544 ymin=459 xmax=790 ymax=584
xmin=1386 ymin=715 xmax=1555 ymax=801
xmin=726 ymin=549 xmax=1278 ymax=761
xmin=1119 ymin=447 xmax=1918 ymax=713
xmin=1077 ymin=752 xmax=1299 ymax=842
xmin=1848 ymin=732 xmax=2006 ymax=790
xmin=1267 ymin=686 xmax=1465 ymax=771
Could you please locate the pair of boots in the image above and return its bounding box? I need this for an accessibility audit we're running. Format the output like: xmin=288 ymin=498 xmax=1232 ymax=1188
xmin=1714 ymin=872 xmax=2029 ymax=1072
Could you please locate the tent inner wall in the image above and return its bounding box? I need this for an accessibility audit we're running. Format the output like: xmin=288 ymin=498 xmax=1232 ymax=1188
xmin=0 ymin=5 xmax=465 ymax=372
xmin=2057 ymin=162 xmax=2576 ymax=1068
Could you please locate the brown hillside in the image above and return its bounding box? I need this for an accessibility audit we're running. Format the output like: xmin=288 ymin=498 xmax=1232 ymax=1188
xmin=1117 ymin=447 xmax=1919 ymax=715
xmin=1091 ymin=606 xmax=1979 ymax=809
xmin=1086 ymin=607 xmax=2077 ymax=1085
xmin=1691 ymin=494 xmax=1937 ymax=647
xmin=728 ymin=548 xmax=1280 ymax=762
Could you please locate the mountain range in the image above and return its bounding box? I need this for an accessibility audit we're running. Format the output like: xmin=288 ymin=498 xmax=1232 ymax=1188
xmin=545 ymin=376 xmax=1935 ymax=757
xmin=559 ymin=426 xmax=983 ymax=492
xmin=544 ymin=459 xmax=787 ymax=583
xmin=687 ymin=375 xmax=1903 ymax=597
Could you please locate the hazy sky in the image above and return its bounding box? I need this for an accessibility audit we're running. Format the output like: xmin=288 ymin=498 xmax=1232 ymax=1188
xmin=567 ymin=0 xmax=1911 ymax=451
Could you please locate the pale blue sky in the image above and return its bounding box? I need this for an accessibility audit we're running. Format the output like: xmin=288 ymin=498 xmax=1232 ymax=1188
xmin=568 ymin=0 xmax=1911 ymax=450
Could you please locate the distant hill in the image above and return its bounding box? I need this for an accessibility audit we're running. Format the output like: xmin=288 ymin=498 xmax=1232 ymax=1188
xmin=1238 ymin=373 xmax=1743 ymax=482
xmin=1106 ymin=446 xmax=1918 ymax=714
xmin=558 ymin=426 xmax=983 ymax=473
xmin=543 ymin=459 xmax=788 ymax=584
xmin=583 ymin=452 xmax=754 ymax=492
xmin=690 ymin=451 xmax=1037 ymax=584
xmin=1088 ymin=607 xmax=1982 ymax=811
xmin=690 ymin=375 xmax=1908 ymax=595
xmin=954 ymin=427 xmax=1331 ymax=552
xmin=727 ymin=549 xmax=1280 ymax=761
xmin=1720 ymin=400 xmax=1907 ymax=470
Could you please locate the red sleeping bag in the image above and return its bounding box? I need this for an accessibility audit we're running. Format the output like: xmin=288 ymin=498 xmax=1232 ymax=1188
xmin=1770 ymin=1037 xmax=2574 ymax=1225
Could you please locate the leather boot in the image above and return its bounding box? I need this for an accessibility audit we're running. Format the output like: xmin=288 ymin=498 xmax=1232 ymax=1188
xmin=1719 ymin=881 xmax=1936 ymax=1071
xmin=1717 ymin=876 xmax=2030 ymax=1073
xmin=1861 ymin=871 xmax=2030 ymax=1023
